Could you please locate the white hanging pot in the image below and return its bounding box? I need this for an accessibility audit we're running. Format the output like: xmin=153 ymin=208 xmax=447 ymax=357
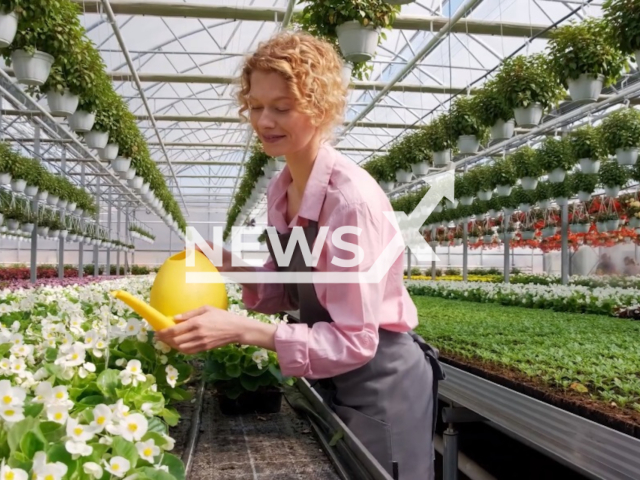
xmin=503 ymin=207 xmax=515 ymax=217
xmin=445 ymin=199 xmax=458 ymax=209
xmin=98 ymin=143 xmax=119 ymax=162
xmin=0 ymin=11 xmax=18 ymax=49
xmin=579 ymin=158 xmax=600 ymax=174
xmin=477 ymin=190 xmax=493 ymax=201
xmin=595 ymin=221 xmax=605 ymax=232
xmin=615 ymin=147 xmax=638 ymax=166
xmin=488 ymin=209 xmax=498 ymax=218
xmin=257 ymin=177 xmax=270 ymax=189
xmin=520 ymin=177 xmax=538 ymax=191
xmin=378 ymin=180 xmax=395 ymax=192
xmin=124 ymin=168 xmax=136 ymax=180
xmin=10 ymin=179 xmax=26 ymax=193
xmin=24 ymin=185 xmax=39 ymax=197
xmin=411 ymin=162 xmax=429 ymax=176
xmin=139 ymin=182 xmax=150 ymax=195
xmin=490 ymin=119 xmax=515 ymax=141
xmin=434 ymin=204 xmax=443 ymax=213
xmin=514 ymin=103 xmax=543 ymax=128
xmin=335 ymin=21 xmax=380 ymax=63
xmin=606 ymin=219 xmax=620 ymax=232
xmin=469 ymin=236 xmax=479 ymax=243
xmin=454 ymin=238 xmax=463 ymax=246
xmin=264 ymin=168 xmax=276 ymax=179
xmin=0 ymin=173 xmax=11 ymax=185
xmin=567 ymin=74 xmax=604 ymax=103
xmin=7 ymin=219 xmax=19 ymax=231
xmin=577 ymin=191 xmax=592 ymax=202
xmin=84 ymin=130 xmax=109 ymax=150
xmin=341 ymin=63 xmax=353 ymax=89
xmin=21 ymin=223 xmax=34 ymax=234
xmin=482 ymin=235 xmax=493 ymax=243
xmin=604 ymin=185 xmax=620 ymax=198
xmin=433 ymin=150 xmax=452 ymax=167
xmin=47 ymin=195 xmax=59 ymax=206
xmin=460 ymin=196 xmax=474 ymax=206
xmin=47 ymin=89 xmax=79 ymax=117
xmin=555 ymin=197 xmax=569 ymax=206
xmin=629 ymin=217 xmax=640 ymax=229
xmin=57 ymin=198 xmax=68 ymax=209
xmin=37 ymin=190 xmax=48 ymax=202
xmin=548 ymin=168 xmax=566 ymax=183
xmin=538 ymin=199 xmax=551 ymax=209
xmin=636 ymin=51 xmax=640 ymax=68
xmin=49 ymin=230 xmax=60 ymax=239
xmin=519 ymin=203 xmax=531 ymax=213
xmin=128 ymin=176 xmax=144 ymax=189
xmin=496 ymin=185 xmax=512 ymax=197
xmin=521 ymin=231 xmax=535 ymax=240
xmin=59 ymin=230 xmax=68 ymax=239
xmin=395 ymin=170 xmax=413 ymax=183
xmin=69 ymin=233 xmax=78 ymax=242
xmin=75 ymin=208 xmax=83 ymax=217
xmin=542 ymin=227 xmax=557 ymax=238
xmin=67 ymin=110 xmax=95 ymax=133
xmin=457 ymin=135 xmax=480 ymax=154
xmin=11 ymin=50 xmax=54 ymax=86
xmin=67 ymin=202 xmax=76 ymax=212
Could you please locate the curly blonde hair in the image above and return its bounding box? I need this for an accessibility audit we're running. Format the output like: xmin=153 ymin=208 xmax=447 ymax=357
xmin=237 ymin=31 xmax=347 ymax=140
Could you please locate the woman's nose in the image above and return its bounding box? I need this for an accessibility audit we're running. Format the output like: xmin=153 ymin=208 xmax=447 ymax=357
xmin=257 ymin=109 xmax=276 ymax=129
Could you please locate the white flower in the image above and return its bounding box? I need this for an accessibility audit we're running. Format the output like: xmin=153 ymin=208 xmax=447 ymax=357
xmin=120 ymin=359 xmax=146 ymax=387
xmin=99 ymin=435 xmax=113 ymax=446
xmin=65 ymin=439 xmax=93 ymax=457
xmin=159 ymin=355 xmax=168 ymax=365
xmin=66 ymin=417 xmax=97 ymax=442
xmin=109 ymin=399 xmax=130 ymax=422
xmin=161 ymin=433 xmax=175 ymax=451
xmin=32 ymin=451 xmax=67 ymax=480
xmin=90 ymin=404 xmax=113 ymax=433
xmin=124 ymin=319 xmax=142 ymax=337
xmin=55 ymin=343 xmax=86 ymax=368
xmin=136 ymin=439 xmax=160 ymax=462
xmin=0 ymin=358 xmax=9 ymax=373
xmin=114 ymin=413 xmax=148 ymax=442
xmin=82 ymin=462 xmax=103 ymax=480
xmin=78 ymin=362 xmax=96 ymax=379
xmin=252 ymin=349 xmax=269 ymax=369
xmin=0 ymin=380 xmax=26 ymax=407
xmin=153 ymin=339 xmax=171 ymax=354
xmin=9 ymin=357 xmax=27 ymax=377
xmin=0 ymin=404 xmax=24 ymax=423
xmin=165 ymin=365 xmax=178 ymax=388
xmin=115 ymin=358 xmax=126 ymax=367
xmin=46 ymin=405 xmax=70 ymax=424
xmin=103 ymin=457 xmax=130 ymax=478
xmin=0 ymin=464 xmax=28 ymax=480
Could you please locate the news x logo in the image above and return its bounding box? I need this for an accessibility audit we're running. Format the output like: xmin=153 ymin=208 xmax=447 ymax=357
xmin=184 ymin=170 xmax=454 ymax=284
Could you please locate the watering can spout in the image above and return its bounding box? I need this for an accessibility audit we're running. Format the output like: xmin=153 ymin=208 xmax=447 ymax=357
xmin=111 ymin=290 xmax=175 ymax=331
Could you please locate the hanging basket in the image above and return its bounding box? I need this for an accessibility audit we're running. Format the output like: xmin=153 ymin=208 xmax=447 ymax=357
xmin=47 ymin=89 xmax=79 ymax=117
xmin=603 ymin=185 xmax=620 ymax=198
xmin=378 ymin=180 xmax=395 ymax=192
xmin=111 ymin=157 xmax=131 ymax=173
xmin=335 ymin=21 xmax=380 ymax=63
xmin=124 ymin=168 xmax=136 ymax=180
xmin=395 ymin=170 xmax=412 ymax=183
xmin=411 ymin=162 xmax=429 ymax=176
xmin=453 ymin=238 xmax=463 ymax=246
xmin=503 ymin=207 xmax=515 ymax=217
xmin=577 ymin=191 xmax=592 ymax=202
xmin=542 ymin=227 xmax=557 ymax=238
xmin=445 ymin=199 xmax=458 ymax=209
xmin=7 ymin=219 xmax=19 ymax=231
xmin=24 ymin=185 xmax=39 ymax=198
xmin=460 ymin=196 xmax=474 ymax=206
xmin=490 ymin=119 xmax=515 ymax=141
xmin=433 ymin=150 xmax=451 ymax=167
xmin=139 ymin=182 xmax=150 ymax=195
xmin=615 ymin=147 xmax=638 ymax=166
xmin=67 ymin=202 xmax=77 ymax=212
xmin=606 ymin=219 xmax=620 ymax=232
xmin=0 ymin=173 xmax=11 ymax=185
xmin=11 ymin=49 xmax=54 ymax=86
xmin=457 ymin=135 xmax=480 ymax=154
xmin=520 ymin=177 xmax=538 ymax=191
xmin=555 ymin=196 xmax=569 ymax=206
xmin=47 ymin=195 xmax=59 ymax=206
xmin=21 ymin=223 xmax=34 ymax=234
xmin=98 ymin=144 xmax=119 ymax=162
xmin=579 ymin=158 xmax=600 ymax=174
xmin=49 ymin=229 xmax=60 ymax=239
xmin=0 ymin=11 xmax=18 ymax=49
xmin=629 ymin=217 xmax=640 ymax=229
xmin=58 ymin=198 xmax=68 ymax=209
xmin=84 ymin=130 xmax=109 ymax=150
xmin=548 ymin=168 xmax=566 ymax=183
xmin=128 ymin=176 xmax=144 ymax=190
xmin=341 ymin=63 xmax=353 ymax=89
xmin=538 ymin=199 xmax=551 ymax=209
xmin=67 ymin=110 xmax=95 ymax=133
xmin=519 ymin=203 xmax=531 ymax=213
xmin=477 ymin=190 xmax=493 ymax=201
xmin=37 ymin=190 xmax=49 ymax=202
xmin=482 ymin=235 xmax=494 ymax=243
xmin=514 ymin=103 xmax=543 ymax=128
xmin=469 ymin=236 xmax=479 ymax=243
xmin=567 ymin=74 xmax=604 ymax=103
xmin=521 ymin=231 xmax=536 ymax=240
xmin=10 ymin=179 xmax=26 ymax=193
xmin=496 ymin=185 xmax=512 ymax=197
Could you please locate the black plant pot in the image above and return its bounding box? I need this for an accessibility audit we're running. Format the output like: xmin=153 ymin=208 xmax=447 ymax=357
xmin=218 ymin=388 xmax=283 ymax=416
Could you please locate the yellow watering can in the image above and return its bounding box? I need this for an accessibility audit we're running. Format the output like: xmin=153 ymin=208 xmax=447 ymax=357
xmin=111 ymin=250 xmax=228 ymax=331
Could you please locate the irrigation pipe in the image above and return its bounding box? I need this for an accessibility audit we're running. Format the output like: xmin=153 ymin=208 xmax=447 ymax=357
xmin=434 ymin=434 xmax=497 ymax=480
xmin=181 ymin=378 xmax=206 ymax=478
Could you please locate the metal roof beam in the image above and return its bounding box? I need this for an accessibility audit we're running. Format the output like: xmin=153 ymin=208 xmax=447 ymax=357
xmin=74 ymin=1 xmax=551 ymax=38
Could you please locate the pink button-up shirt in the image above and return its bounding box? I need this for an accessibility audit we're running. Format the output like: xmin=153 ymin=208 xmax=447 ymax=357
xmin=242 ymin=143 xmax=418 ymax=379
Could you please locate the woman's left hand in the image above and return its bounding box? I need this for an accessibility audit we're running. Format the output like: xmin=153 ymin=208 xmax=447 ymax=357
xmin=155 ymin=306 xmax=240 ymax=355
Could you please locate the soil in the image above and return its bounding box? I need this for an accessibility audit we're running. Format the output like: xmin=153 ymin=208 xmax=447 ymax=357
xmin=439 ymin=351 xmax=640 ymax=439
xmin=187 ymin=388 xmax=341 ymax=480
xmin=169 ymin=385 xmax=198 ymax=460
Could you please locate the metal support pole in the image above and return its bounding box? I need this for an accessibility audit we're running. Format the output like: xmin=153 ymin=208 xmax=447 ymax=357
xmin=561 ymin=202 xmax=569 ymax=284
xmin=58 ymin=150 xmax=66 ymax=279
xmin=124 ymin=207 xmax=129 ymax=275
xmin=93 ymin=177 xmax=100 ymax=277
xmin=116 ymin=200 xmax=121 ymax=276
xmin=462 ymin=221 xmax=468 ymax=281
xmin=503 ymin=216 xmax=510 ymax=284
xmin=78 ymin=164 xmax=85 ymax=278
xmin=443 ymin=424 xmax=459 ymax=480
xmin=106 ymin=190 xmax=111 ymax=276
xmin=30 ymin=127 xmax=40 ymax=284
xmin=407 ymin=248 xmax=412 ymax=279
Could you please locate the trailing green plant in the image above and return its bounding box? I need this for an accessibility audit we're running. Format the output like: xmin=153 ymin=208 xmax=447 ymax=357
xmin=567 ymin=125 xmax=606 ymax=160
xmin=599 ymin=159 xmax=630 ymax=187
xmin=385 ymin=142 xmax=413 ymax=173
xmin=536 ymin=137 xmax=575 ymax=173
xmin=534 ymin=180 xmax=553 ymax=202
xmin=423 ymin=114 xmax=454 ymax=152
xmin=603 ymin=0 xmax=640 ymax=54
xmin=600 ymin=107 xmax=640 ymax=153
xmin=546 ymin=17 xmax=626 ymax=87
xmin=512 ymin=185 xmax=535 ymax=205
xmin=472 ymin=79 xmax=514 ymax=127
xmin=464 ymin=165 xmax=491 ymax=195
xmin=512 ymin=146 xmax=543 ymax=179
xmin=454 ymin=175 xmax=474 ymax=199
xmin=448 ymin=96 xmax=488 ymax=140
xmin=550 ymin=178 xmax=574 ymax=199
xmin=493 ymin=54 xmax=565 ymax=110
xmin=491 ymin=156 xmax=517 ymax=186
xmin=570 ymin=171 xmax=599 ymax=194
xmin=391 ymin=129 xmax=432 ymax=166
xmin=0 ymin=0 xmax=22 ymax=13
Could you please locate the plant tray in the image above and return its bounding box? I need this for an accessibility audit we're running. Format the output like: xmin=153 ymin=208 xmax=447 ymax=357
xmin=218 ymin=388 xmax=283 ymax=416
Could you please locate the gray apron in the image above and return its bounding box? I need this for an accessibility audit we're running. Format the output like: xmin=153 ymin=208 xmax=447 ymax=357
xmin=266 ymin=221 xmax=445 ymax=480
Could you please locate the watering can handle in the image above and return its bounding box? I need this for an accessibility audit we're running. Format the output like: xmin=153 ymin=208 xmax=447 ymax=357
xmin=111 ymin=290 xmax=175 ymax=331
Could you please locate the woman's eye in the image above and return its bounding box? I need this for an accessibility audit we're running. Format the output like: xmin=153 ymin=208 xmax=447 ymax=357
xmin=276 ymin=108 xmax=290 ymax=113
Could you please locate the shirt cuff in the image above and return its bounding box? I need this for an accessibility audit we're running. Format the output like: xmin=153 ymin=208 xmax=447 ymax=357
xmin=274 ymin=323 xmax=310 ymax=378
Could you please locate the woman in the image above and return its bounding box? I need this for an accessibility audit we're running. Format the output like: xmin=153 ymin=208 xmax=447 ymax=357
xmin=156 ymin=31 xmax=443 ymax=479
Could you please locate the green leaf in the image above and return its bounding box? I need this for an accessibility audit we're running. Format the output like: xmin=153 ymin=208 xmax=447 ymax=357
xmin=96 ymin=369 xmax=120 ymax=399
xmin=20 ymin=431 xmax=44 ymax=460
xmin=160 ymin=453 xmax=185 ymax=480
xmin=225 ymin=363 xmax=242 ymax=378
xmin=160 ymin=407 xmax=180 ymax=427
xmin=112 ymin=437 xmax=139 ymax=468
xmin=8 ymin=417 xmax=37 ymax=453
xmin=134 ymin=467 xmax=177 ymax=480
xmin=7 ymin=452 xmax=31 ymax=471
xmin=39 ymin=421 xmax=66 ymax=444
xmin=23 ymin=401 xmax=44 ymax=418
xmin=167 ymin=388 xmax=192 ymax=402
xmin=135 ymin=341 xmax=157 ymax=364
xmin=146 ymin=417 xmax=167 ymax=435
xmin=45 ymin=347 xmax=58 ymax=362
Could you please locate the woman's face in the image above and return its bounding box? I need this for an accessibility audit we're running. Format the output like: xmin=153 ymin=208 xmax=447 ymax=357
xmin=248 ymin=70 xmax=320 ymax=158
